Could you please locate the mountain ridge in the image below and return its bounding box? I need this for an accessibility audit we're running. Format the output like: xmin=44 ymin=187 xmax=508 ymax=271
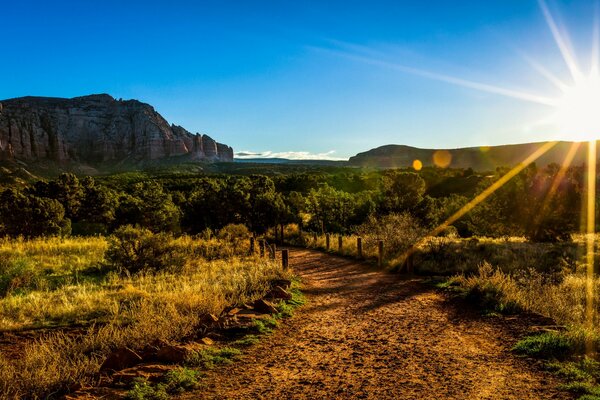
xmin=349 ymin=141 xmax=595 ymax=170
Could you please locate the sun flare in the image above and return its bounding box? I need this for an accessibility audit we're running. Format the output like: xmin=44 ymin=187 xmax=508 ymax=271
xmin=555 ymin=74 xmax=600 ymax=141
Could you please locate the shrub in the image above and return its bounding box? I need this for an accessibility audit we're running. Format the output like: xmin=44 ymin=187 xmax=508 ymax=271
xmin=0 ymin=256 xmax=42 ymax=297
xmin=355 ymin=213 xmax=425 ymax=258
xmin=217 ymin=224 xmax=250 ymax=243
xmin=106 ymin=226 xmax=183 ymax=275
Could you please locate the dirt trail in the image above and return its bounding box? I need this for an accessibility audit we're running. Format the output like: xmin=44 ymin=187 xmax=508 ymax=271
xmin=179 ymin=249 xmax=569 ymax=400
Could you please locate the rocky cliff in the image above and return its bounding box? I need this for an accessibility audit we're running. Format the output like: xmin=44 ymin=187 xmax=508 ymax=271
xmin=0 ymin=94 xmax=234 ymax=170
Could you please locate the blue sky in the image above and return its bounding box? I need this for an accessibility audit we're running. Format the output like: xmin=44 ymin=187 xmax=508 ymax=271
xmin=1 ymin=0 xmax=598 ymax=159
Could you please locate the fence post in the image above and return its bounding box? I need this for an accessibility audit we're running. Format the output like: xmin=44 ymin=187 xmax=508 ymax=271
xmin=378 ymin=240 xmax=384 ymax=267
xmin=357 ymin=237 xmax=363 ymax=258
xmin=259 ymin=239 xmax=265 ymax=257
xmin=326 ymin=234 xmax=330 ymax=250
xmin=282 ymin=249 xmax=289 ymax=269
xmin=270 ymin=244 xmax=277 ymax=260
xmin=407 ymin=253 xmax=414 ymax=274
xmin=280 ymin=224 xmax=284 ymax=245
xmin=338 ymin=235 xmax=343 ymax=252
xmin=250 ymin=237 xmax=255 ymax=254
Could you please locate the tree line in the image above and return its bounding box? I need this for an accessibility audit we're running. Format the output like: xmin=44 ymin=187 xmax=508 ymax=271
xmin=0 ymin=163 xmax=588 ymax=242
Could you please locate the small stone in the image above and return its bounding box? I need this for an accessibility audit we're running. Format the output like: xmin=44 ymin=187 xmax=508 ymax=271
xmin=271 ymin=279 xmax=292 ymax=289
xmin=236 ymin=310 xmax=269 ymax=319
xmin=100 ymin=347 xmax=143 ymax=372
xmin=155 ymin=343 xmax=204 ymax=364
xmin=266 ymin=286 xmax=292 ymax=300
xmin=200 ymin=337 xmax=214 ymax=345
xmin=253 ymin=299 xmax=278 ymax=314
xmin=228 ymin=307 xmax=241 ymax=316
xmin=113 ymin=364 xmax=176 ymax=384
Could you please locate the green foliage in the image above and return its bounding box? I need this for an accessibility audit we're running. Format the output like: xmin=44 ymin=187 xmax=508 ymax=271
xmin=106 ymin=226 xmax=183 ymax=275
xmin=0 ymin=188 xmax=68 ymax=237
xmin=253 ymin=316 xmax=278 ymax=334
xmin=126 ymin=368 xmax=199 ymax=400
xmin=560 ymin=382 xmax=600 ymax=399
xmin=513 ymin=332 xmax=574 ymax=359
xmin=379 ymin=171 xmax=426 ymax=213
xmin=126 ymin=379 xmax=168 ymax=400
xmin=163 ymin=368 xmax=200 ymax=393
xmin=355 ymin=213 xmax=425 ymax=257
xmin=116 ymin=181 xmax=180 ymax=233
xmin=467 ymin=163 xmax=581 ymax=242
xmin=305 ymin=184 xmax=375 ymax=233
xmin=185 ymin=347 xmax=241 ymax=369
xmin=217 ymin=224 xmax=250 ymax=243
xmin=232 ymin=334 xmax=260 ymax=347
xmin=0 ymin=256 xmax=42 ymax=297
xmin=32 ymin=173 xmax=84 ymax=220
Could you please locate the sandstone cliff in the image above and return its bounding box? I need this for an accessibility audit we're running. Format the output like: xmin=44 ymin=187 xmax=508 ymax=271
xmin=0 ymin=94 xmax=234 ymax=169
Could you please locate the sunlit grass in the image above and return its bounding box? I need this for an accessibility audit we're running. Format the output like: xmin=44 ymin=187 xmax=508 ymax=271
xmin=0 ymin=235 xmax=289 ymax=398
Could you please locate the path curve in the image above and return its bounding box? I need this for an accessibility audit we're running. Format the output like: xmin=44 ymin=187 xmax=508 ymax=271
xmin=179 ymin=249 xmax=569 ymax=400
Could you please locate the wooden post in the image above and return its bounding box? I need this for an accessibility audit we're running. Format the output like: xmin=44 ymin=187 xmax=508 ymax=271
xmin=357 ymin=237 xmax=363 ymax=258
xmin=313 ymin=232 xmax=317 ymax=243
xmin=326 ymin=233 xmax=330 ymax=250
xmin=281 ymin=224 xmax=284 ymax=245
xmin=259 ymin=239 xmax=265 ymax=257
xmin=282 ymin=249 xmax=289 ymax=269
xmin=249 ymin=237 xmax=255 ymax=254
xmin=378 ymin=240 xmax=384 ymax=267
xmin=274 ymin=226 xmax=278 ymax=243
xmin=270 ymin=244 xmax=277 ymax=260
xmin=407 ymin=253 xmax=414 ymax=274
xmin=338 ymin=235 xmax=343 ymax=252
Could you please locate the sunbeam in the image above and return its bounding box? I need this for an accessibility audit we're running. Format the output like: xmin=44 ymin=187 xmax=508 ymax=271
xmin=318 ymin=47 xmax=559 ymax=106
xmin=586 ymin=140 xmax=596 ymax=354
xmin=592 ymin=2 xmax=600 ymax=74
xmin=396 ymin=141 xmax=559 ymax=268
xmin=520 ymin=52 xmax=569 ymax=91
xmin=538 ymin=0 xmax=583 ymax=82
xmin=532 ymin=141 xmax=580 ymax=234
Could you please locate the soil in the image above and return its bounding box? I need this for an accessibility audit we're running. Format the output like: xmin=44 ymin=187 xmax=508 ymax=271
xmin=178 ymin=248 xmax=571 ymax=400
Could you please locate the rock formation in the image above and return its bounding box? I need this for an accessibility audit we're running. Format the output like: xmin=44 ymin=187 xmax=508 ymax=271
xmin=0 ymin=94 xmax=234 ymax=169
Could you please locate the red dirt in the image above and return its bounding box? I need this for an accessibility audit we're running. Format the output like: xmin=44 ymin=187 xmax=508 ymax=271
xmin=178 ymin=248 xmax=571 ymax=400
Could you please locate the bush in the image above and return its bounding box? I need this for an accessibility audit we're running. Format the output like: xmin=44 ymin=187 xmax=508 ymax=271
xmin=106 ymin=226 xmax=183 ymax=275
xmin=217 ymin=224 xmax=250 ymax=243
xmin=355 ymin=213 xmax=425 ymax=256
xmin=0 ymin=256 xmax=42 ymax=297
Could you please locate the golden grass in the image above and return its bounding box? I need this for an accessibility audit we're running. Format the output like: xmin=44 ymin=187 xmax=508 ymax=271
xmin=0 ymin=236 xmax=107 ymax=273
xmin=457 ymin=262 xmax=599 ymax=329
xmin=0 ymin=235 xmax=288 ymax=398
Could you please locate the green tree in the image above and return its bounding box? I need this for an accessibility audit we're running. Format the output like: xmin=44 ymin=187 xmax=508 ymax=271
xmin=0 ymin=189 xmax=68 ymax=237
xmin=379 ymin=171 xmax=426 ymax=213
xmin=115 ymin=181 xmax=181 ymax=232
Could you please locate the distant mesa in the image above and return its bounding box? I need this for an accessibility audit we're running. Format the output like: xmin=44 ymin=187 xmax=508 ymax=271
xmin=349 ymin=142 xmax=598 ymax=171
xmin=0 ymin=94 xmax=233 ymax=172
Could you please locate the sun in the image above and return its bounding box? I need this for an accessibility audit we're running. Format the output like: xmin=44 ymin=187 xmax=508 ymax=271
xmin=554 ymin=74 xmax=600 ymax=141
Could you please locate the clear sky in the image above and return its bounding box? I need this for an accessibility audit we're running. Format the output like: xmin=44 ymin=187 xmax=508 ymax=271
xmin=1 ymin=0 xmax=598 ymax=159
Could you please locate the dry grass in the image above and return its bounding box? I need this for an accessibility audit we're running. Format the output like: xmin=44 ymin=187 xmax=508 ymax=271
xmin=0 ymin=235 xmax=287 ymax=399
xmin=456 ymin=262 xmax=599 ymax=329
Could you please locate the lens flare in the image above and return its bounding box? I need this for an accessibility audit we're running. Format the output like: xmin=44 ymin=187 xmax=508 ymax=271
xmin=555 ymin=75 xmax=600 ymax=141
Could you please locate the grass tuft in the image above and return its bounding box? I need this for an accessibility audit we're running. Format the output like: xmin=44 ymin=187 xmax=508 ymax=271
xmin=513 ymin=332 xmax=574 ymax=359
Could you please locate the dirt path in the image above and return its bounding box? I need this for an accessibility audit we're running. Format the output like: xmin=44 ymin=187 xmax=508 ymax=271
xmin=179 ymin=249 xmax=570 ymax=400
